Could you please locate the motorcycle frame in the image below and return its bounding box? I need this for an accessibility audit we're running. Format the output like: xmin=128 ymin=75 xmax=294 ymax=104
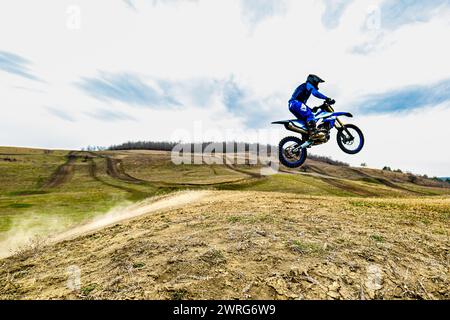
xmin=319 ymin=104 xmax=353 ymax=137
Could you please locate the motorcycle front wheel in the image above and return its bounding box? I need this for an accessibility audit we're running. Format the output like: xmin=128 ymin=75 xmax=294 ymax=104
xmin=278 ymin=136 xmax=308 ymax=168
xmin=336 ymin=124 xmax=364 ymax=154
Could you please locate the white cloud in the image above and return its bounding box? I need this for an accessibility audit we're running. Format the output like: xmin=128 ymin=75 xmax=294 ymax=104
xmin=0 ymin=0 xmax=449 ymax=175
xmin=308 ymin=103 xmax=450 ymax=177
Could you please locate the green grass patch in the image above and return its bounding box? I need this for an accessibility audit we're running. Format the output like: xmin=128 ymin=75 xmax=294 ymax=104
xmin=360 ymin=177 xmax=383 ymax=184
xmin=8 ymin=190 xmax=49 ymax=196
xmin=133 ymin=262 xmax=145 ymax=269
xmin=227 ymin=216 xmax=243 ymax=223
xmin=288 ymin=239 xmax=325 ymax=254
xmin=170 ymin=289 xmax=188 ymax=300
xmin=81 ymin=283 xmax=97 ymax=296
xmin=370 ymin=234 xmax=384 ymax=243
xmin=7 ymin=203 xmax=33 ymax=209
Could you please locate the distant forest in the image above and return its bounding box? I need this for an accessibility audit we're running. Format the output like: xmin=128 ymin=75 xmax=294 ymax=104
xmin=107 ymin=140 xmax=351 ymax=167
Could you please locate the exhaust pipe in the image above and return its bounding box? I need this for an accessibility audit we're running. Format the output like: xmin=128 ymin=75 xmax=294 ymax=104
xmin=285 ymin=122 xmax=308 ymax=135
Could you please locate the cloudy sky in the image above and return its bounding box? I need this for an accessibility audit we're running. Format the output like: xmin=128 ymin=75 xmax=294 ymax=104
xmin=1 ymin=0 xmax=449 ymax=176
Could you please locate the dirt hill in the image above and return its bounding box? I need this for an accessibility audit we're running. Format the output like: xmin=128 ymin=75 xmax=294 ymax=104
xmin=0 ymin=147 xmax=449 ymax=299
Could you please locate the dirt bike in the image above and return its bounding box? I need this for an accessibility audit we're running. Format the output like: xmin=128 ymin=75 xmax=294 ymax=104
xmin=272 ymin=101 xmax=364 ymax=168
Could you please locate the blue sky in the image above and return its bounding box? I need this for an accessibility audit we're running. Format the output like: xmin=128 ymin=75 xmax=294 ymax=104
xmin=355 ymin=78 xmax=450 ymax=113
xmin=379 ymin=0 xmax=450 ymax=29
xmin=0 ymin=0 xmax=449 ymax=176
xmin=322 ymin=0 xmax=354 ymax=29
xmin=0 ymin=51 xmax=41 ymax=82
xmin=77 ymin=72 xmax=181 ymax=108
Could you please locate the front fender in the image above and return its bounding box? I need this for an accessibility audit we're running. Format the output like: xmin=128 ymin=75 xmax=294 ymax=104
xmin=332 ymin=112 xmax=353 ymax=118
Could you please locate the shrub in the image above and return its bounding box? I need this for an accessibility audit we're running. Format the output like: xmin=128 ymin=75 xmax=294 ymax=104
xmin=308 ymin=154 xmax=349 ymax=167
xmin=407 ymin=174 xmax=418 ymax=183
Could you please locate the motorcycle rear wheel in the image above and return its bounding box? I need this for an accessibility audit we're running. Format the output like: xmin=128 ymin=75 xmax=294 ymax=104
xmin=278 ymin=136 xmax=308 ymax=168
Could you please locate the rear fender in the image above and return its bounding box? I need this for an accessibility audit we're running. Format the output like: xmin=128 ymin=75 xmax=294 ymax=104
xmin=272 ymin=120 xmax=308 ymax=135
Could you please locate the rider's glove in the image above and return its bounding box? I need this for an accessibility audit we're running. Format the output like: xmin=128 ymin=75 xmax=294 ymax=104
xmin=311 ymin=106 xmax=320 ymax=113
xmin=326 ymin=98 xmax=336 ymax=105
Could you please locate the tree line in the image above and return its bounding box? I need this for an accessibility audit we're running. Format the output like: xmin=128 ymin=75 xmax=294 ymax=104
xmin=106 ymin=140 xmax=350 ymax=167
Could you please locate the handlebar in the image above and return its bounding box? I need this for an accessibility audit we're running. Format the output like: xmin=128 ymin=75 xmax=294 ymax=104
xmin=326 ymin=98 xmax=336 ymax=105
xmin=314 ymin=102 xmax=335 ymax=113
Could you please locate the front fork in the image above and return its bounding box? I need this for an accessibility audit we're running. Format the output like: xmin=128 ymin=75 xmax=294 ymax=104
xmin=335 ymin=118 xmax=354 ymax=139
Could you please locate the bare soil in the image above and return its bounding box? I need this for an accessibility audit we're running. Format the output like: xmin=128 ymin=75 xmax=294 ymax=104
xmin=43 ymin=153 xmax=76 ymax=188
xmin=1 ymin=191 xmax=448 ymax=300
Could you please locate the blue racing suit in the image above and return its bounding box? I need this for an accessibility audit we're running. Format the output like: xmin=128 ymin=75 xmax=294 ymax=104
xmin=288 ymin=82 xmax=329 ymax=122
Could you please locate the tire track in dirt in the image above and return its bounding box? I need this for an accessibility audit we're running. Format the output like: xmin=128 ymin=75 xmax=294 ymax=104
xmin=297 ymin=166 xmax=378 ymax=196
xmin=86 ymin=152 xmax=261 ymax=188
xmin=348 ymin=168 xmax=426 ymax=195
xmin=0 ymin=153 xmax=39 ymax=156
xmin=84 ymin=151 xmax=152 ymax=186
xmin=0 ymin=190 xmax=213 ymax=258
xmin=225 ymin=163 xmax=262 ymax=178
xmin=283 ymin=165 xmax=424 ymax=196
xmin=279 ymin=168 xmax=338 ymax=179
xmin=102 ymin=153 xmax=259 ymax=188
xmin=301 ymin=164 xmax=333 ymax=176
xmin=43 ymin=152 xmax=77 ymax=188
xmin=87 ymin=159 xmax=151 ymax=200
xmin=106 ymin=158 xmax=146 ymax=184
xmin=104 ymin=156 xmax=248 ymax=187
xmin=218 ymin=155 xmax=263 ymax=178
xmin=319 ymin=177 xmax=377 ymax=197
xmin=52 ymin=190 xmax=212 ymax=242
xmin=279 ymin=167 xmax=376 ymax=196
xmin=94 ymin=154 xmax=179 ymax=189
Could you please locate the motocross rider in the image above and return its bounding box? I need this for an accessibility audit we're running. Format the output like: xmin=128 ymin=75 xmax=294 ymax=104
xmin=288 ymin=74 xmax=335 ymax=139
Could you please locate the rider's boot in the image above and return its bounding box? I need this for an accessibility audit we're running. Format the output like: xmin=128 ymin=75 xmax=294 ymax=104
xmin=306 ymin=120 xmax=319 ymax=140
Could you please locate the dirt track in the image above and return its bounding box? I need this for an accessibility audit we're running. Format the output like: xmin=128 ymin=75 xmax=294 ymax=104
xmin=87 ymin=159 xmax=151 ymax=199
xmin=52 ymin=190 xmax=212 ymax=243
xmin=43 ymin=153 xmax=77 ymax=188
xmin=105 ymin=158 xmax=145 ymax=184
xmin=40 ymin=151 xmax=263 ymax=193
